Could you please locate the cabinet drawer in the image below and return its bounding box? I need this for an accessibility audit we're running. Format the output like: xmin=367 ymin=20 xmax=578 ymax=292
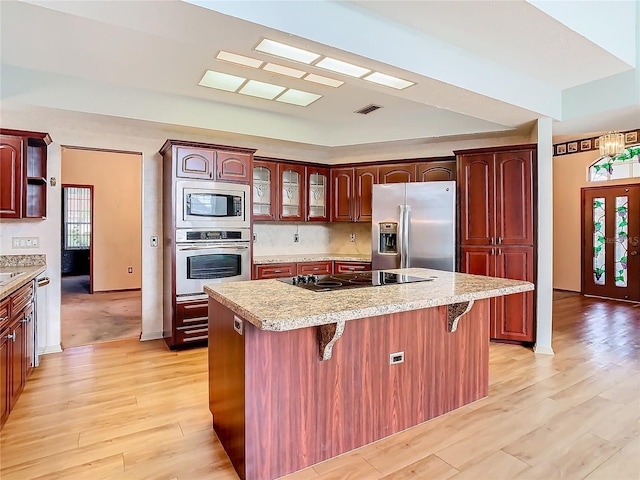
xmin=176 ymin=301 xmax=208 ymax=328
xmin=333 ymin=261 xmax=371 ymax=273
xmin=176 ymin=324 xmax=209 ymax=344
xmin=11 ymin=282 xmax=34 ymax=315
xmin=297 ymin=261 xmax=332 ymax=275
xmin=255 ymin=263 xmax=297 ymax=279
xmin=0 ymin=298 xmax=9 ymax=329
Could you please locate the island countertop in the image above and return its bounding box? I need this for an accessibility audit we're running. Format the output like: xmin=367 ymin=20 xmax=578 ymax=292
xmin=204 ymin=268 xmax=534 ymax=332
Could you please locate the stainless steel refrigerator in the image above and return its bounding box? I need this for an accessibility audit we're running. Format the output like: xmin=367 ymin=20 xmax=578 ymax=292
xmin=371 ymin=181 xmax=456 ymax=271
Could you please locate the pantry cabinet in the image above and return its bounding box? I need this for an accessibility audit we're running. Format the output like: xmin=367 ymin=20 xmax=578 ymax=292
xmin=0 ymin=129 xmax=51 ymax=219
xmin=457 ymin=144 xmax=536 ymax=343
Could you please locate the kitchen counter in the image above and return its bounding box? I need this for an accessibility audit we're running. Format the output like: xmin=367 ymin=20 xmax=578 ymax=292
xmin=0 ymin=255 xmax=46 ymax=298
xmin=252 ymin=253 xmax=370 ymax=264
xmin=204 ymin=267 xmax=533 ymax=331
xmin=207 ymin=268 xmax=534 ymax=480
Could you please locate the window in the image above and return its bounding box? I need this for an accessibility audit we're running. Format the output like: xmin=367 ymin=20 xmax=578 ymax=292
xmin=64 ymin=187 xmax=91 ymax=249
xmin=589 ymin=145 xmax=640 ymax=182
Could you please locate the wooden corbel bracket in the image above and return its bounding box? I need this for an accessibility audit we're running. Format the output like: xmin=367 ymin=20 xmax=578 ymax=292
xmin=447 ymin=300 xmax=474 ymax=333
xmin=318 ymin=321 xmax=345 ymax=361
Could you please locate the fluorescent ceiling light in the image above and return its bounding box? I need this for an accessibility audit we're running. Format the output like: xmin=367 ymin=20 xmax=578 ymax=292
xmin=315 ymin=57 xmax=370 ymax=78
xmin=255 ymin=39 xmax=320 ymax=64
xmin=263 ymin=63 xmax=306 ymax=78
xmin=304 ymin=73 xmax=344 ymax=88
xmin=276 ymin=89 xmax=322 ymax=107
xmin=238 ymin=80 xmax=286 ymax=100
xmin=364 ymin=72 xmax=414 ymax=90
xmin=199 ymin=70 xmax=246 ymax=92
xmin=216 ymin=51 xmax=263 ymax=69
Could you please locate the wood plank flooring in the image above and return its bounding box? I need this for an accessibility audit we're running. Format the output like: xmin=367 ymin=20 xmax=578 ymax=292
xmin=1 ymin=293 xmax=638 ymax=479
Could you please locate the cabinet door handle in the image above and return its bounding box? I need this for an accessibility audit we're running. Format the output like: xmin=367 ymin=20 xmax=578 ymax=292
xmin=0 ymin=316 xmax=8 ymax=322
xmin=491 ymin=248 xmax=495 ymax=256
xmin=497 ymin=249 xmax=502 ymax=256
xmin=7 ymin=332 xmax=16 ymax=342
xmin=498 ymin=237 xmax=503 ymax=244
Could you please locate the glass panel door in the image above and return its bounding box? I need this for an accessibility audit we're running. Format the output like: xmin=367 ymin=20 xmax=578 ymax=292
xmin=308 ymin=172 xmax=327 ymax=219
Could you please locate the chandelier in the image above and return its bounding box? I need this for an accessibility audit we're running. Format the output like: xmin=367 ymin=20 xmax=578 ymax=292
xmin=598 ymin=131 xmax=625 ymax=157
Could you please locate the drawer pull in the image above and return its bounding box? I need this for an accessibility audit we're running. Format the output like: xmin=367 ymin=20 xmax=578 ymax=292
xmin=184 ymin=328 xmax=208 ymax=335
xmin=7 ymin=332 xmax=16 ymax=342
xmin=273 ymin=270 xmax=281 ymax=273
xmin=0 ymin=316 xmax=8 ymax=322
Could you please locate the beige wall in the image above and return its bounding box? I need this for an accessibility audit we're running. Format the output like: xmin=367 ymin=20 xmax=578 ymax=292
xmin=553 ymin=150 xmax=640 ymax=291
xmin=62 ymin=148 xmax=142 ymax=292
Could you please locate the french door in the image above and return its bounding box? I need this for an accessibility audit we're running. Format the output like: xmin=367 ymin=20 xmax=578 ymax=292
xmin=582 ymin=185 xmax=640 ymax=301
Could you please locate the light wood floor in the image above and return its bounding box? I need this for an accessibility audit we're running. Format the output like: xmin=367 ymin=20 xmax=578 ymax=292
xmin=1 ymin=293 xmax=638 ymax=479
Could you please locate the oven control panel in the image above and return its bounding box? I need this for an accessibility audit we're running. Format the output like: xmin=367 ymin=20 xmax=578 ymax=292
xmin=175 ymin=228 xmax=250 ymax=243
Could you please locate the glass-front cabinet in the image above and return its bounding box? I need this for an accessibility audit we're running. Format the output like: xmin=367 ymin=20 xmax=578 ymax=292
xmin=252 ymin=161 xmax=277 ymax=221
xmin=307 ymin=166 xmax=329 ymax=221
xmin=278 ymin=164 xmax=305 ymax=221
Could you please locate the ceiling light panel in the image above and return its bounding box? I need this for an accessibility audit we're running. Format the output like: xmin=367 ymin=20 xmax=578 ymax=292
xmin=276 ymin=89 xmax=322 ymax=107
xmin=364 ymin=72 xmax=414 ymax=90
xmin=238 ymin=80 xmax=286 ymax=100
xmin=255 ymin=39 xmax=320 ymax=64
xmin=263 ymin=63 xmax=306 ymax=78
xmin=304 ymin=73 xmax=344 ymax=88
xmin=315 ymin=57 xmax=370 ymax=78
xmin=199 ymin=70 xmax=246 ymax=92
xmin=216 ymin=51 xmax=263 ymax=69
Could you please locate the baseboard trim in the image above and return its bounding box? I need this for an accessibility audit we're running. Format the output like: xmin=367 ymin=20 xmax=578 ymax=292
xmin=533 ymin=344 xmax=555 ymax=355
xmin=39 ymin=345 xmax=63 ymax=355
xmin=140 ymin=331 xmax=163 ymax=341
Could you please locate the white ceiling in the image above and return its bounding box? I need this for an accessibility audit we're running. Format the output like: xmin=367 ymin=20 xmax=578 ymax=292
xmin=0 ymin=0 xmax=638 ymax=149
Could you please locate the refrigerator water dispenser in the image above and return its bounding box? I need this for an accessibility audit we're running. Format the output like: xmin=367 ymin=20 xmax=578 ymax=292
xmin=378 ymin=223 xmax=398 ymax=254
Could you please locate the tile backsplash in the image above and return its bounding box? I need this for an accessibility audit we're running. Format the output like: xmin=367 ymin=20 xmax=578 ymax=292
xmin=253 ymin=222 xmax=371 ymax=256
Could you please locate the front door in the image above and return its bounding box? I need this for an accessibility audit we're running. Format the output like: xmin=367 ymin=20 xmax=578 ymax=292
xmin=582 ymin=185 xmax=640 ymax=301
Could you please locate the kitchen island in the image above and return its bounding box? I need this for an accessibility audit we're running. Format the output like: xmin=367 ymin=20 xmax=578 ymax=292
xmin=205 ymin=268 xmax=534 ymax=480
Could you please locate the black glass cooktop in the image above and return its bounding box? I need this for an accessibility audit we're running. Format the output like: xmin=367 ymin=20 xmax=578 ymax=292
xmin=277 ymin=270 xmax=434 ymax=292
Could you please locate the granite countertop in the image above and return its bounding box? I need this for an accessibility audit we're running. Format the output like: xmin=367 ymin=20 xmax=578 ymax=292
xmin=204 ymin=268 xmax=534 ymax=332
xmin=0 ymin=265 xmax=46 ymax=299
xmin=253 ymin=254 xmax=371 ymax=264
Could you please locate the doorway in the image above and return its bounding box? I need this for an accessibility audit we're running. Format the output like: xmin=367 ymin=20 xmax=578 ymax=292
xmin=60 ymin=147 xmax=142 ymax=348
xmin=581 ymin=184 xmax=640 ymax=301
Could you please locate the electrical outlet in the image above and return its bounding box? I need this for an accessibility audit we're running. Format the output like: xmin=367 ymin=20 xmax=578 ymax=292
xmin=11 ymin=237 xmax=40 ymax=248
xmin=389 ymin=351 xmax=405 ymax=365
xmin=128 ymin=267 xmax=133 ymax=273
xmin=350 ymin=233 xmax=356 ymax=242
xmin=294 ymin=233 xmax=299 ymax=243
xmin=12 ymin=237 xmax=20 ymax=248
xmin=253 ymin=233 xmax=257 ymax=243
xmin=150 ymin=236 xmax=158 ymax=247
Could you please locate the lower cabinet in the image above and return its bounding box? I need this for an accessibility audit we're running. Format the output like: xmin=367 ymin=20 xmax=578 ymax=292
xmin=166 ymin=298 xmax=209 ymax=350
xmin=1 ymin=281 xmax=35 ymax=430
xmin=461 ymin=246 xmax=534 ymax=342
xmin=334 ymin=261 xmax=372 ymax=273
xmin=254 ymin=260 xmax=372 ymax=279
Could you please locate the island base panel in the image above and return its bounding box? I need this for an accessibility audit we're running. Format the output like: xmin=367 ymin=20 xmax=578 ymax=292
xmin=208 ymin=298 xmax=489 ymax=480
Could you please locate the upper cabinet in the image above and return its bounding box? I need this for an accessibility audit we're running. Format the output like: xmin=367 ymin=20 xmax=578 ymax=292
xmin=306 ymin=166 xmax=329 ymax=222
xmin=278 ymin=163 xmax=306 ymax=222
xmin=160 ymin=140 xmax=255 ymax=184
xmin=416 ymin=160 xmax=457 ymax=182
xmin=379 ymin=164 xmax=415 ymax=183
xmin=0 ymin=129 xmax=51 ymax=219
xmin=253 ymin=160 xmax=277 ymax=221
xmin=354 ymin=166 xmax=378 ymax=222
xmin=458 ymin=148 xmax=534 ymax=246
xmin=331 ymin=168 xmax=354 ymax=222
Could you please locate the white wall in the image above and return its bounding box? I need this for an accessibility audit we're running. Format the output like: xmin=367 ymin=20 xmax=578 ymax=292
xmin=0 ymin=104 xmax=541 ymax=353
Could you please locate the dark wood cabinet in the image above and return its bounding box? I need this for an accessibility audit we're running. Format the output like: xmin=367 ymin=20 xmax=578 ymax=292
xmin=379 ymin=164 xmax=415 ymax=183
xmin=457 ymin=145 xmax=536 ymax=343
xmin=161 ymin=140 xmax=253 ymax=184
xmin=458 ymin=149 xmax=533 ymax=246
xmin=354 ymin=166 xmax=378 ymax=222
xmin=297 ymin=261 xmax=332 ymax=275
xmin=461 ymin=246 xmax=534 ymax=341
xmin=216 ymin=151 xmax=252 ymax=183
xmin=278 ymin=164 xmax=306 ymax=222
xmin=252 ymin=160 xmax=278 ymax=221
xmin=333 ymin=261 xmax=371 ymax=273
xmin=0 ymin=129 xmax=51 ymax=219
xmin=331 ymin=168 xmax=354 ymax=222
xmin=255 ymin=263 xmax=297 ymax=279
xmin=1 ymin=281 xmax=35 ymax=430
xmin=174 ymin=299 xmax=209 ymax=347
xmin=306 ymin=166 xmax=330 ymax=222
xmin=416 ymin=160 xmax=457 ymax=182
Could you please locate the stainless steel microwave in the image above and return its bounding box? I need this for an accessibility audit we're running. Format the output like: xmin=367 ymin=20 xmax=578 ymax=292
xmin=176 ymin=181 xmax=250 ymax=229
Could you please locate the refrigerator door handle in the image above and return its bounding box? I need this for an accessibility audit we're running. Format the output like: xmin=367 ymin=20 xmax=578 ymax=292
xmin=398 ymin=204 xmax=406 ymax=268
xmin=404 ymin=205 xmax=411 ymax=268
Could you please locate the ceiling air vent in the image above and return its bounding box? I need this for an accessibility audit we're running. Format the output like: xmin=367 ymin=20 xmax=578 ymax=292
xmin=354 ymin=104 xmax=382 ymax=115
